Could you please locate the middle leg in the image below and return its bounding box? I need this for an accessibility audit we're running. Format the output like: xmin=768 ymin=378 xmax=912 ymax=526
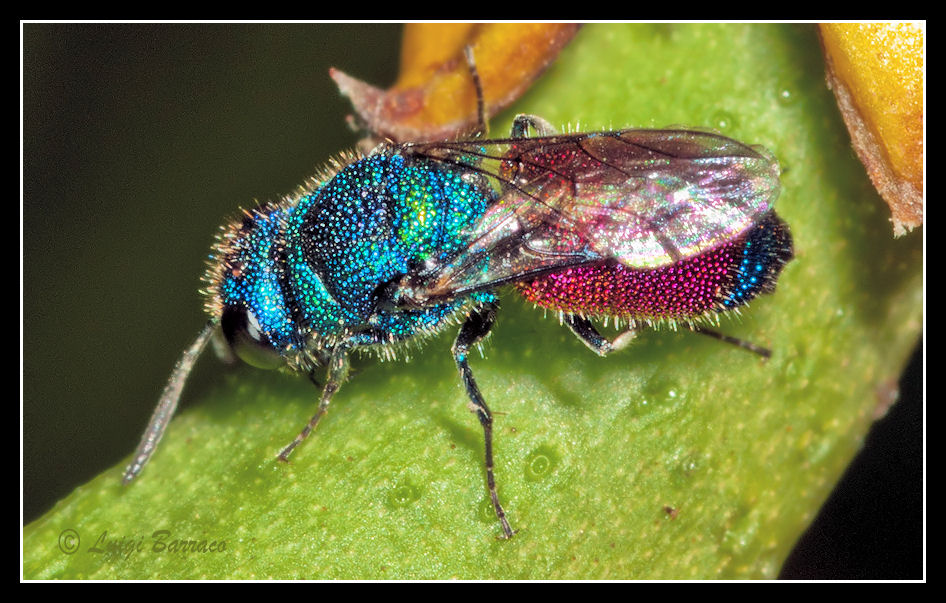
xmin=451 ymin=300 xmax=515 ymax=539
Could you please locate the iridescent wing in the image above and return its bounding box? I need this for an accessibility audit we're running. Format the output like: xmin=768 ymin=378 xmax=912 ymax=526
xmin=395 ymin=129 xmax=781 ymax=306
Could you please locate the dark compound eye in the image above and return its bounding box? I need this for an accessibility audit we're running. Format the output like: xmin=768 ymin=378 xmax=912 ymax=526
xmin=220 ymin=304 xmax=284 ymax=370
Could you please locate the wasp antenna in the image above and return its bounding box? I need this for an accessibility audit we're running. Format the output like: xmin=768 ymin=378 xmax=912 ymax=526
xmin=122 ymin=319 xmax=218 ymax=484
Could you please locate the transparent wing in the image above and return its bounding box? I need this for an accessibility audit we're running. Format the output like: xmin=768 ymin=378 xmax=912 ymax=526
xmin=396 ymin=129 xmax=781 ymax=306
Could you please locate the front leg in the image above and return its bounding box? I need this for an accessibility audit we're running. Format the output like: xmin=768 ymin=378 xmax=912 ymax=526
xmin=278 ymin=345 xmax=351 ymax=462
xmin=451 ymin=300 xmax=515 ymax=539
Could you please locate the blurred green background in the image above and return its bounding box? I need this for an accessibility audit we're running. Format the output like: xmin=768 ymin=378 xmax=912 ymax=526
xmin=23 ymin=23 xmax=921 ymax=578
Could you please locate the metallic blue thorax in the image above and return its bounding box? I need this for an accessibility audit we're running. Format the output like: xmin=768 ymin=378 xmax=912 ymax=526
xmin=215 ymin=149 xmax=497 ymax=355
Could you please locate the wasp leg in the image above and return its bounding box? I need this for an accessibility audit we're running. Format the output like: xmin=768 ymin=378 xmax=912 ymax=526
xmin=278 ymin=346 xmax=351 ymax=462
xmin=452 ymin=301 xmax=515 ymax=539
xmin=462 ymin=46 xmax=488 ymax=137
xmin=564 ymin=314 xmax=638 ymax=357
xmin=687 ymin=324 xmax=771 ymax=358
xmin=566 ymin=314 xmax=771 ymax=359
xmin=511 ymin=114 xmax=558 ymax=139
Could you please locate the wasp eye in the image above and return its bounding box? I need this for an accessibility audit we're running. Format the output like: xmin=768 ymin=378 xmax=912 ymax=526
xmin=221 ymin=304 xmax=284 ymax=370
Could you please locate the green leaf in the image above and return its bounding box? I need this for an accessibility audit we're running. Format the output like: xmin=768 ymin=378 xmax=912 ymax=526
xmin=25 ymin=23 xmax=921 ymax=580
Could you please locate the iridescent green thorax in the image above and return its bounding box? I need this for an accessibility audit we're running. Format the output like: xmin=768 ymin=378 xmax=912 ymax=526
xmin=207 ymin=148 xmax=498 ymax=361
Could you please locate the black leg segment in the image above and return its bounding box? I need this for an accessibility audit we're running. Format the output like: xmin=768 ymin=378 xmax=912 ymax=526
xmin=564 ymin=314 xmax=638 ymax=357
xmin=451 ymin=301 xmax=515 ymax=539
xmin=688 ymin=324 xmax=772 ymax=358
xmin=511 ymin=114 xmax=558 ymax=138
xmin=278 ymin=346 xmax=351 ymax=462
